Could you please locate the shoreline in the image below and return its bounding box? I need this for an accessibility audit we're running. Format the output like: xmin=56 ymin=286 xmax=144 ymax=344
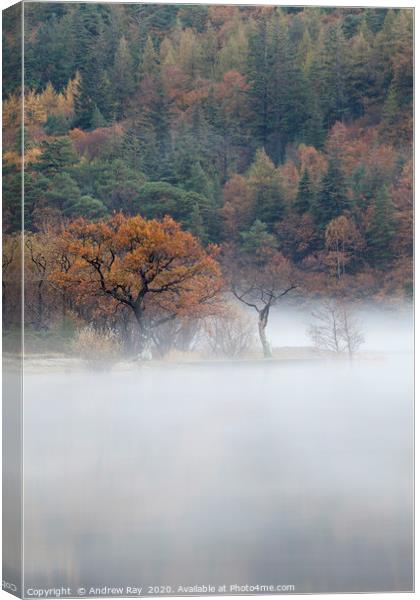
xmin=3 ymin=347 xmax=405 ymax=374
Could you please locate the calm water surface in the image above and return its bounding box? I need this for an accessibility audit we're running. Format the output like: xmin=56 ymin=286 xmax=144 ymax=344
xmin=23 ymin=356 xmax=413 ymax=594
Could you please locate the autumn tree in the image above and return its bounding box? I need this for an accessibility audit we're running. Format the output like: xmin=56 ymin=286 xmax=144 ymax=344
xmin=51 ymin=214 xmax=223 ymax=354
xmin=24 ymin=230 xmax=71 ymax=331
xmin=276 ymin=212 xmax=317 ymax=263
xmin=324 ymin=215 xmax=361 ymax=279
xmin=5 ymin=4 xmax=413 ymax=305
xmin=220 ymin=174 xmax=253 ymax=240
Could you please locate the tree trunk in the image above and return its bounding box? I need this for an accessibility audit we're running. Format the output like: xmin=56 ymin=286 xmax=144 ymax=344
xmin=133 ymin=306 xmax=152 ymax=359
xmin=61 ymin=291 xmax=67 ymax=327
xmin=37 ymin=279 xmax=44 ymax=330
xmin=258 ymin=306 xmax=272 ymax=358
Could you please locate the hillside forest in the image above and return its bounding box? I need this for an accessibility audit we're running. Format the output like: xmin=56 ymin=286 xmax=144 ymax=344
xmin=2 ymin=4 xmax=413 ymax=358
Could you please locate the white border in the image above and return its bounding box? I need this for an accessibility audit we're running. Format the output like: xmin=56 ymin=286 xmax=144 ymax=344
xmin=0 ymin=2 xmax=416 ymax=600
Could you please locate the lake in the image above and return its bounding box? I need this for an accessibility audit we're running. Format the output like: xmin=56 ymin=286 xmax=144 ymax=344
xmin=22 ymin=346 xmax=413 ymax=594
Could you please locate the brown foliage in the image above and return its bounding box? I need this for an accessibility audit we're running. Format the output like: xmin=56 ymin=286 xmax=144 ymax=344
xmin=70 ymin=124 xmax=124 ymax=160
xmin=51 ymin=214 xmax=224 ymax=345
xmin=220 ymin=174 xmax=253 ymax=239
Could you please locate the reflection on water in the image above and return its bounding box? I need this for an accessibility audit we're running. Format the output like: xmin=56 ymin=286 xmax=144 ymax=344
xmin=23 ymin=355 xmax=413 ymax=594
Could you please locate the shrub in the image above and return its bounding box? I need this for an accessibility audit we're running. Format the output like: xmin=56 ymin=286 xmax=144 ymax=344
xmin=72 ymin=325 xmax=122 ymax=369
xmin=203 ymin=309 xmax=256 ymax=359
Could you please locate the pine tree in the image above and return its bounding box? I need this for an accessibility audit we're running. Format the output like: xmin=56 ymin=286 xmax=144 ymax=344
xmin=248 ymin=149 xmax=284 ymax=229
xmin=186 ymin=162 xmax=213 ymax=199
xmin=113 ymin=36 xmax=135 ymax=118
xmin=97 ymin=72 xmax=115 ymax=122
xmin=246 ymin=14 xmax=271 ymax=150
xmin=265 ymin=12 xmax=289 ymax=162
xmin=303 ymin=41 xmax=327 ymax=148
xmin=90 ymin=104 xmax=107 ymax=129
xmin=294 ymin=168 xmax=314 ymax=215
xmin=272 ymin=15 xmax=309 ymax=158
xmin=187 ymin=203 xmax=206 ymax=241
xmin=35 ymin=139 xmax=79 ymax=177
xmin=365 ymin=8 xmax=388 ymax=34
xmin=123 ymin=120 xmax=160 ymax=179
xmin=303 ymin=94 xmax=325 ymax=148
xmin=71 ymin=4 xmax=107 ymax=129
xmin=346 ymin=32 xmax=372 ymax=119
xmin=380 ymin=84 xmax=399 ymax=143
xmin=366 ymin=185 xmax=395 ymax=266
xmin=140 ymin=35 xmax=159 ymax=78
xmin=240 ymin=219 xmax=277 ymax=254
xmin=320 ymin=23 xmax=349 ymax=128
xmin=46 ymin=173 xmax=81 ymax=213
xmin=66 ymin=195 xmax=108 ymax=219
xmin=312 ymin=158 xmax=350 ymax=229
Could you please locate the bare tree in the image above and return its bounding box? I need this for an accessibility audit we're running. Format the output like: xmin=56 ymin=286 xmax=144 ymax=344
xmin=340 ymin=305 xmax=365 ymax=359
xmin=228 ymin=249 xmax=297 ymax=358
xmin=2 ymin=235 xmax=19 ymax=325
xmin=203 ymin=308 xmax=256 ymax=359
xmin=308 ymin=299 xmax=364 ymax=359
xmin=150 ymin=317 xmax=202 ymax=358
xmin=25 ymin=235 xmax=49 ymax=330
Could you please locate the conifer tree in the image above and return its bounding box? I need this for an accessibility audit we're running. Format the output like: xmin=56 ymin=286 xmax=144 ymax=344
xmin=320 ymin=23 xmax=348 ymax=128
xmin=366 ymin=185 xmax=396 ymax=266
xmin=380 ymin=84 xmax=399 ymax=143
xmin=186 ymin=162 xmax=213 ymax=199
xmin=140 ymin=35 xmax=159 ymax=78
xmin=304 ymin=42 xmax=327 ymax=147
xmin=35 ymin=139 xmax=79 ymax=177
xmin=113 ymin=36 xmax=135 ymax=118
xmin=346 ymin=32 xmax=372 ymax=119
xmin=66 ymin=195 xmax=108 ymax=219
xmin=312 ymin=158 xmax=350 ymax=229
xmin=294 ymin=168 xmax=314 ymax=215
xmin=187 ymin=203 xmax=207 ymax=241
xmin=71 ymin=4 xmax=106 ymax=129
xmin=365 ymin=8 xmax=388 ymax=33
xmin=248 ymin=149 xmax=284 ymax=229
xmin=240 ymin=219 xmax=277 ymax=254
xmin=46 ymin=172 xmax=81 ymax=213
xmin=246 ymin=14 xmax=271 ymax=149
xmin=90 ymin=104 xmax=107 ymax=129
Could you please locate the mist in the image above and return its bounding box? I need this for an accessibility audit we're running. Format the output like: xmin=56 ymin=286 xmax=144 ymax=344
xmin=21 ymin=303 xmax=413 ymax=594
xmin=266 ymin=301 xmax=413 ymax=354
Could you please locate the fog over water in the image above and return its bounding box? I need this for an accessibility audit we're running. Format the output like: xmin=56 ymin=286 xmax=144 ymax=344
xmin=22 ymin=305 xmax=413 ymax=594
xmin=267 ymin=302 xmax=413 ymax=353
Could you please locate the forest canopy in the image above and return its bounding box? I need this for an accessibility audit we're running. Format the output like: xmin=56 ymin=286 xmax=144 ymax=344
xmin=2 ymin=4 xmax=414 ymax=356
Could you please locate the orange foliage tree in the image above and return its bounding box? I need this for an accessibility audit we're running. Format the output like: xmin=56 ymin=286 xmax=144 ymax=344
xmin=51 ymin=214 xmax=223 ymax=352
xmin=220 ymin=174 xmax=253 ymax=240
